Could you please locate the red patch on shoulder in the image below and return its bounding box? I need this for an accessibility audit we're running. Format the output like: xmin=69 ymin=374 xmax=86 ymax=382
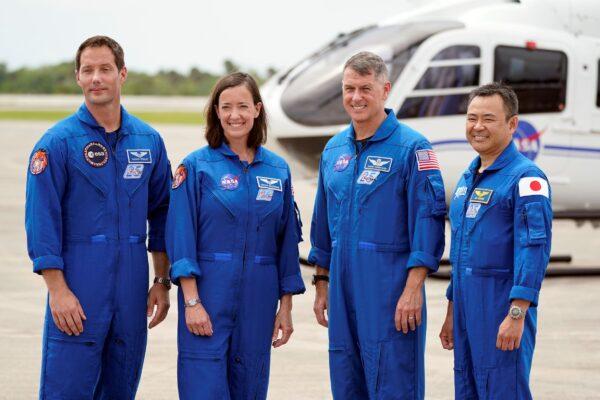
xmin=172 ymin=164 xmax=187 ymax=189
xmin=30 ymin=150 xmax=48 ymax=175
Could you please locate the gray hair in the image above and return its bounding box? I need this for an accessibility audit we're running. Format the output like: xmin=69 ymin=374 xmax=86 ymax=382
xmin=343 ymin=51 xmax=389 ymax=82
xmin=468 ymin=82 xmax=519 ymax=120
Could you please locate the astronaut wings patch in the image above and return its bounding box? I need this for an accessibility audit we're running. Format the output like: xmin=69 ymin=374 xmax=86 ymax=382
xmin=518 ymin=177 xmax=549 ymax=198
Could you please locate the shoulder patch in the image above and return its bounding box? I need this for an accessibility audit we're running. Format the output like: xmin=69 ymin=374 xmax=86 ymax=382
xmin=415 ymin=149 xmax=440 ymax=171
xmin=172 ymin=164 xmax=187 ymax=189
xmin=30 ymin=149 xmax=48 ymax=175
xmin=519 ymin=177 xmax=549 ymax=198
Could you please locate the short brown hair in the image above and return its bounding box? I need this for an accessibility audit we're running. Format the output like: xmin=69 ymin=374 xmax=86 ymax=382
xmin=468 ymin=82 xmax=518 ymax=120
xmin=76 ymin=35 xmax=125 ymax=71
xmin=205 ymin=72 xmax=267 ymax=149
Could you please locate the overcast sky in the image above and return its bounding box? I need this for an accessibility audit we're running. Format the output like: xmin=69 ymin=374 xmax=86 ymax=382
xmin=0 ymin=0 xmax=428 ymax=74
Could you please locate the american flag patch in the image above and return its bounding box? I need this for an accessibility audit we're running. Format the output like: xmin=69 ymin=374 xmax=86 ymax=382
xmin=415 ymin=149 xmax=440 ymax=171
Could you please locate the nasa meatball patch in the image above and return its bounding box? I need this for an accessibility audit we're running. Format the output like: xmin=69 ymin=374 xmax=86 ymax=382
xmin=30 ymin=149 xmax=48 ymax=175
xmin=172 ymin=164 xmax=187 ymax=189
xmin=518 ymin=177 xmax=549 ymax=198
xmin=84 ymin=142 xmax=109 ymax=167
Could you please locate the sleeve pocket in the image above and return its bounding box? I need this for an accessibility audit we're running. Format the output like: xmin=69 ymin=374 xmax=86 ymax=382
xmin=427 ymin=174 xmax=447 ymax=217
xmin=293 ymin=200 xmax=304 ymax=242
xmin=525 ymin=202 xmax=547 ymax=245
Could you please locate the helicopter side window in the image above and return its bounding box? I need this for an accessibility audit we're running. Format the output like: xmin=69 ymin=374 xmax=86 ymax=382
xmin=597 ymin=59 xmax=600 ymax=107
xmin=494 ymin=45 xmax=567 ymax=113
xmin=398 ymin=44 xmax=481 ymax=119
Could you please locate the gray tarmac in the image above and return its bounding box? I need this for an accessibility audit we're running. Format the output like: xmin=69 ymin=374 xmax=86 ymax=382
xmin=1 ymin=119 xmax=599 ymax=399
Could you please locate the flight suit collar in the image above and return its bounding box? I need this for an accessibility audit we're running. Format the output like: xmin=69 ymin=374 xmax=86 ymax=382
xmin=216 ymin=142 xmax=264 ymax=163
xmin=76 ymin=103 xmax=131 ymax=135
xmin=345 ymin=108 xmax=399 ymax=143
xmin=466 ymin=141 xmax=519 ymax=178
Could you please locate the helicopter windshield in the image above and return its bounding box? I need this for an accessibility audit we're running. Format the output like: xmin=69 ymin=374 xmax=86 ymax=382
xmin=280 ymin=21 xmax=463 ymax=127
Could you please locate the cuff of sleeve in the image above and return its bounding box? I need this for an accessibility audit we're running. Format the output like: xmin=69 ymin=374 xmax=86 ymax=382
xmin=33 ymin=255 xmax=64 ymax=274
xmin=170 ymin=258 xmax=201 ymax=285
xmin=307 ymin=247 xmax=331 ymax=270
xmin=509 ymin=285 xmax=539 ymax=307
xmin=279 ymin=274 xmax=306 ymax=297
xmin=446 ymin=283 xmax=453 ymax=301
xmin=147 ymin=236 xmax=166 ymax=253
xmin=406 ymin=251 xmax=439 ymax=272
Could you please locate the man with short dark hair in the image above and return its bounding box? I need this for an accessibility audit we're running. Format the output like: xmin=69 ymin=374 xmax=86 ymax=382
xmin=310 ymin=51 xmax=446 ymax=399
xmin=25 ymin=35 xmax=172 ymax=399
xmin=439 ymin=82 xmax=552 ymax=399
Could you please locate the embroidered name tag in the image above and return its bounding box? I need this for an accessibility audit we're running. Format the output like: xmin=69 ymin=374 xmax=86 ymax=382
xmin=256 ymin=176 xmax=282 ymax=192
xmin=364 ymin=156 xmax=392 ymax=173
xmin=127 ymin=149 xmax=152 ymax=164
xmin=470 ymin=188 xmax=493 ymax=204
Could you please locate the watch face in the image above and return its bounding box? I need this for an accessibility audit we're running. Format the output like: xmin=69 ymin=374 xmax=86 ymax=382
xmin=510 ymin=306 xmax=522 ymax=318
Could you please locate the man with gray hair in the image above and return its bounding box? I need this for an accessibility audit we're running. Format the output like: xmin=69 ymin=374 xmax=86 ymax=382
xmin=310 ymin=51 xmax=446 ymax=399
xmin=439 ymin=82 xmax=552 ymax=399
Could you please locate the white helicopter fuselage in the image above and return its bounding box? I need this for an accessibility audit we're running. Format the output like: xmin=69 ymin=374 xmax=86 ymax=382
xmin=262 ymin=0 xmax=600 ymax=218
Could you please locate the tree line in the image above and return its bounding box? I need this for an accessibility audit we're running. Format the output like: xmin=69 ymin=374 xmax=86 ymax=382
xmin=0 ymin=60 xmax=277 ymax=95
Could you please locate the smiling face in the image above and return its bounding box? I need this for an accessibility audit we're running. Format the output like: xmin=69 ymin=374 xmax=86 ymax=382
xmin=216 ymin=84 xmax=261 ymax=144
xmin=342 ymin=68 xmax=390 ymax=125
xmin=466 ymin=94 xmax=518 ymax=158
xmin=76 ymin=46 xmax=126 ymax=107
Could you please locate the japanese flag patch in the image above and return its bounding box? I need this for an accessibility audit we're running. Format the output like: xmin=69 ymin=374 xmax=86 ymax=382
xmin=415 ymin=149 xmax=440 ymax=171
xmin=518 ymin=177 xmax=549 ymax=198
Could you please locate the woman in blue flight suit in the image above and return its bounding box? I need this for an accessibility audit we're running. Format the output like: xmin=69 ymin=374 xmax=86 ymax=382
xmin=166 ymin=72 xmax=305 ymax=400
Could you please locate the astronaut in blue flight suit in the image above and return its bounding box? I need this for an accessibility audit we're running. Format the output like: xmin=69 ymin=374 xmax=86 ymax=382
xmin=25 ymin=36 xmax=172 ymax=399
xmin=439 ymin=83 xmax=552 ymax=400
xmin=310 ymin=52 xmax=446 ymax=399
xmin=166 ymin=72 xmax=305 ymax=400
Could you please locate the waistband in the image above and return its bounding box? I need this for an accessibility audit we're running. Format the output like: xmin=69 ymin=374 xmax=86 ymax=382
xmin=65 ymin=234 xmax=147 ymax=244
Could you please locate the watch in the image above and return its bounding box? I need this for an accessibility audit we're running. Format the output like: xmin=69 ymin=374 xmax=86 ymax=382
xmin=153 ymin=277 xmax=171 ymax=290
xmin=184 ymin=298 xmax=201 ymax=308
xmin=509 ymin=305 xmax=525 ymax=320
xmin=312 ymin=274 xmax=330 ymax=285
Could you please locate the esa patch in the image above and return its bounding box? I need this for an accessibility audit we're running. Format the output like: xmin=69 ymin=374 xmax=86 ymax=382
xmin=364 ymin=156 xmax=392 ymax=172
xmin=29 ymin=149 xmax=48 ymax=175
xmin=126 ymin=149 xmax=152 ymax=164
xmin=454 ymin=186 xmax=467 ymax=199
xmin=256 ymin=176 xmax=282 ymax=192
xmin=256 ymin=188 xmax=274 ymax=201
xmin=221 ymin=174 xmax=239 ymax=190
xmin=334 ymin=154 xmax=352 ymax=172
xmin=470 ymin=188 xmax=493 ymax=204
xmin=518 ymin=177 xmax=549 ymax=198
xmin=357 ymin=170 xmax=380 ymax=185
xmin=84 ymin=142 xmax=109 ymax=167
xmin=123 ymin=164 xmax=144 ymax=179
xmin=172 ymin=164 xmax=187 ymax=189
xmin=415 ymin=149 xmax=440 ymax=171
xmin=466 ymin=202 xmax=481 ymax=218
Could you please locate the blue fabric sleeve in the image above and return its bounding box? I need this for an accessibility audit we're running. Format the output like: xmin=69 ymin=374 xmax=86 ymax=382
xmin=308 ymin=156 xmax=332 ymax=269
xmin=166 ymin=160 xmax=201 ymax=284
xmin=147 ymin=134 xmax=171 ymax=253
xmin=510 ymin=170 xmax=552 ymax=307
xmin=405 ymin=142 xmax=446 ymax=272
xmin=25 ymin=133 xmax=67 ymax=274
xmin=277 ymin=168 xmax=306 ymax=297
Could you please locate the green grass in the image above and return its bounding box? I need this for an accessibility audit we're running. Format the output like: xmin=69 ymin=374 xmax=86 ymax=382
xmin=0 ymin=110 xmax=204 ymax=125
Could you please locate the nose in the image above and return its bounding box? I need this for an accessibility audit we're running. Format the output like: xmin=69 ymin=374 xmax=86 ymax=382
xmin=92 ymin=70 xmax=102 ymax=85
xmin=351 ymin=90 xmax=362 ymax=103
xmin=473 ymin=119 xmax=485 ymax=131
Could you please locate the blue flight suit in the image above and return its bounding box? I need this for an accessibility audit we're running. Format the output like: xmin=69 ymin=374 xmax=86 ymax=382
xmin=446 ymin=142 xmax=552 ymax=399
xmin=166 ymin=143 xmax=305 ymax=400
xmin=25 ymin=104 xmax=171 ymax=400
xmin=309 ymin=110 xmax=446 ymax=399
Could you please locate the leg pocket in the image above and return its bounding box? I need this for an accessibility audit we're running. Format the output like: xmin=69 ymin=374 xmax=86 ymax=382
xmin=177 ymin=351 xmax=229 ymax=400
xmin=328 ymin=345 xmax=369 ymax=400
xmin=376 ymin=336 xmax=417 ymax=400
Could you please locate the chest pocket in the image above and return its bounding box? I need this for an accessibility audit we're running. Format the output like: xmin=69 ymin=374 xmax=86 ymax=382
xmin=256 ymin=188 xmax=284 ymax=227
xmin=200 ymin=178 xmax=237 ymax=222
xmin=68 ymin=153 xmax=110 ymax=197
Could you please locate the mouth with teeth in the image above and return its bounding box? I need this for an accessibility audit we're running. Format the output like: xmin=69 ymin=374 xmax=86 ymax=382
xmin=351 ymin=104 xmax=367 ymax=111
xmin=471 ymin=134 xmax=489 ymax=142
